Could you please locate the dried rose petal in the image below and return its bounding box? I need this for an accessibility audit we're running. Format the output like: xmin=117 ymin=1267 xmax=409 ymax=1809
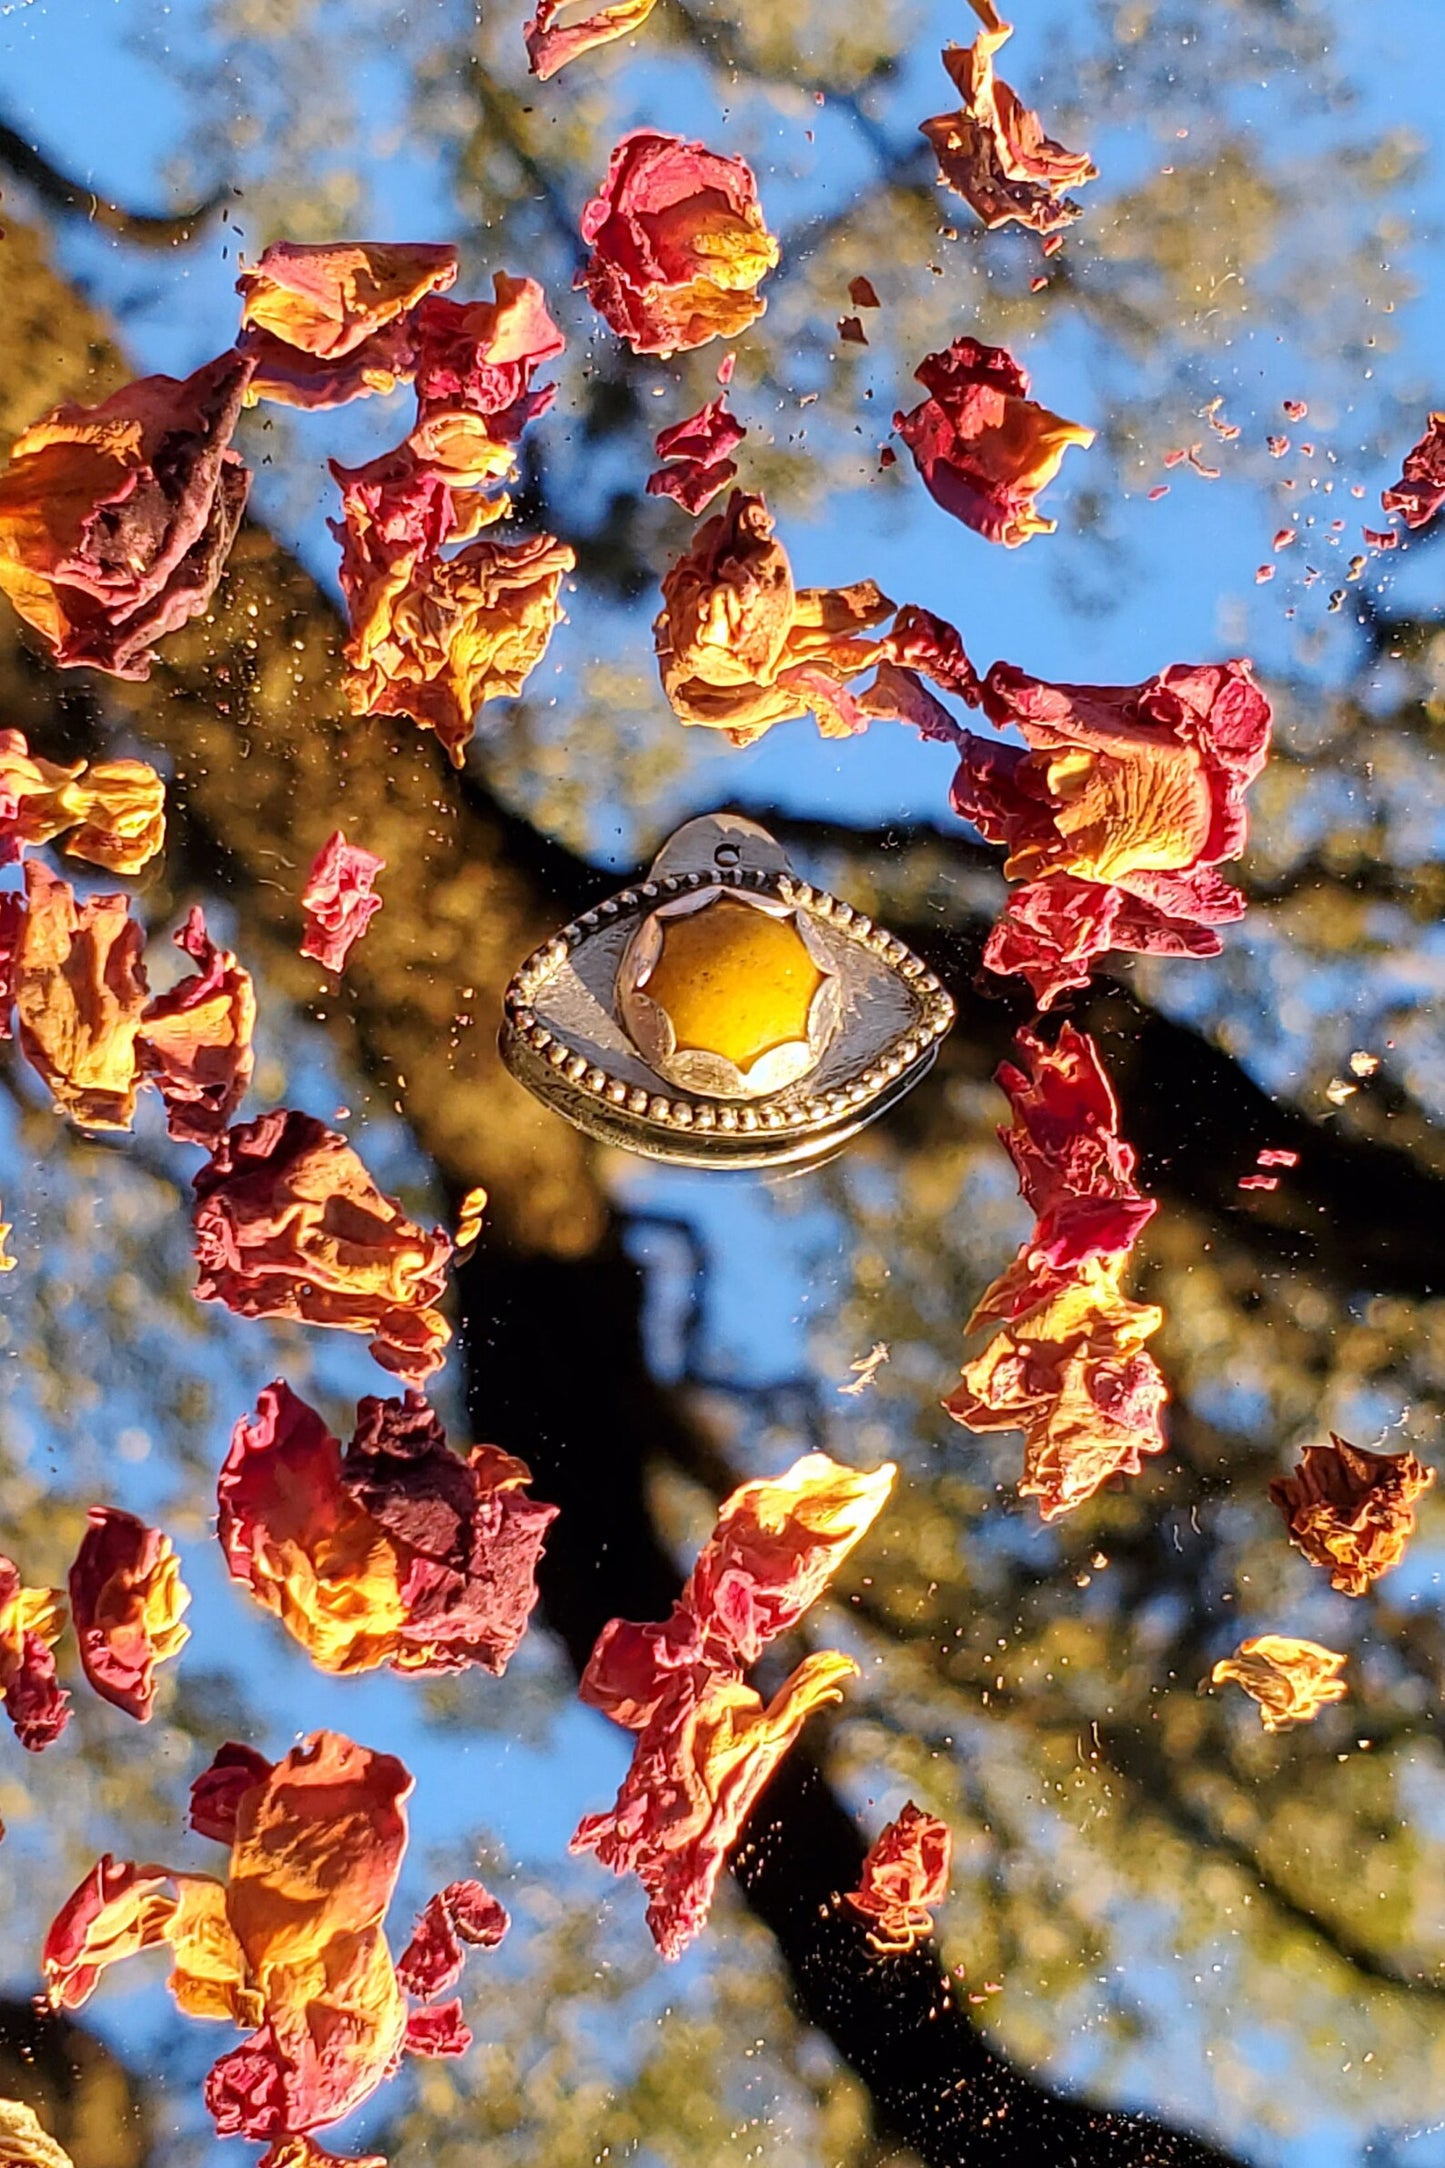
xmin=337 ymin=523 xmax=576 ymax=767
xmin=947 ymin=1257 xmax=1168 ymax=1520
xmin=572 ymin=1653 xmax=858 ymax=1960
xmin=1268 ymin=1435 xmax=1435 ymax=1596
xmin=525 ymin=0 xmax=660 ymax=77
xmin=0 ymin=2098 xmax=76 ymax=2168
xmin=647 ymin=395 xmax=747 ymax=516
xmin=407 ymin=277 xmax=564 ymax=492
xmin=921 ymin=0 xmax=1096 ymax=236
xmin=0 ymin=352 xmax=252 ymax=678
xmin=299 ymin=833 xmax=384 ymax=975
xmin=237 ymin=241 xmax=458 ymax=411
xmin=952 ymin=656 xmax=1271 ymax=1006
xmin=68 ymin=1507 xmax=191 ymax=1722
xmin=15 ymin=863 xmax=148 ymax=1131
xmin=849 ymin=276 xmax=881 ymax=310
xmin=190 ymin=1743 xmax=275 ymax=1845
xmin=580 ymin=132 xmax=780 ymax=357
xmin=844 ymin=1802 xmax=952 ymax=1955
xmin=219 ymin=1381 xmax=554 ymax=1676
xmin=396 ymin=1877 xmax=509 ymax=1999
xmin=894 ymin=337 xmax=1092 ymax=547
xmin=655 ymin=490 xmax=892 ymax=746
xmin=192 ymin=1111 xmax=452 ymax=1383
xmin=573 ymin=1451 xmax=889 ymax=1957
xmin=0 ymin=734 xmax=165 ymax=875
xmin=995 ymin=1023 xmax=1156 ymax=1270
xmin=1381 ymin=412 xmax=1445 ymax=531
xmin=138 ymin=906 xmax=256 ymax=1148
xmin=1210 ymin=1635 xmax=1347 ymax=1731
xmin=0 ymin=1553 xmax=68 ymax=1751
xmin=403 ymin=1998 xmax=472 ymax=2057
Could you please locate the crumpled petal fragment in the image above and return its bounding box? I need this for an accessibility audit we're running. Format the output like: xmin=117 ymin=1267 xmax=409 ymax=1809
xmin=894 ymin=337 xmax=1092 ymax=546
xmin=237 ymin=241 xmax=458 ymax=411
xmin=299 ymin=832 xmax=385 ymax=975
xmin=1210 ymin=1635 xmax=1348 ymax=1731
xmin=219 ymin=1380 xmax=554 ymax=1676
xmin=68 ymin=1505 xmax=191 ymax=1721
xmin=573 ymin=1653 xmax=858 ymax=1960
xmin=407 ymin=277 xmax=563 ymax=491
xmin=1381 ymin=412 xmax=1445 ymax=531
xmin=138 ymin=905 xmax=256 ymax=1148
xmin=0 ymin=2098 xmax=76 ymax=2168
xmin=15 ymin=863 xmax=147 ymax=1131
xmin=647 ymin=395 xmax=746 ymax=515
xmin=1268 ymin=1435 xmax=1435 ymax=1596
xmin=947 ymin=1257 xmax=1168 ymax=1520
xmin=995 ymin=1023 xmax=1156 ymax=1271
xmin=920 ymin=0 xmax=1096 ymax=235
xmin=655 ymin=489 xmax=893 ymax=745
xmin=573 ymin=1452 xmax=889 ymax=1957
xmin=403 ymin=1999 xmax=472 ymax=2057
xmin=335 ymin=512 xmax=576 ymax=766
xmin=954 ymin=655 xmax=1272 ymax=1006
xmin=0 ymin=351 xmax=253 ymax=677
xmin=49 ymin=1730 xmax=474 ymax=2151
xmin=525 ymin=0 xmax=661 ymax=78
xmin=258 ymin=2141 xmax=386 ymax=2168
xmin=204 ymin=1731 xmax=412 ymax=2140
xmin=0 ymin=1553 xmax=68 ymax=1751
xmin=580 ymin=132 xmax=779 ymax=357
xmin=396 ymin=1877 xmax=509 ymax=2000
xmin=192 ymin=1110 xmax=453 ymax=1383
xmin=844 ymin=1802 xmax=952 ymax=1955
xmin=0 ymin=734 xmax=166 ymax=875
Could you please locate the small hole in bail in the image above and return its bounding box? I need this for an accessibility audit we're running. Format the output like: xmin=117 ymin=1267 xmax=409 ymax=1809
xmin=715 ymin=843 xmax=741 ymax=867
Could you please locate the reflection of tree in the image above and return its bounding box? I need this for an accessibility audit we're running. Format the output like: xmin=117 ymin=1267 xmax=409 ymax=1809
xmin=0 ymin=0 xmax=1442 ymax=2156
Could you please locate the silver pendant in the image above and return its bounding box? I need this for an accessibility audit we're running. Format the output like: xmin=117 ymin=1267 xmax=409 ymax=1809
xmin=499 ymin=814 xmax=954 ymax=1169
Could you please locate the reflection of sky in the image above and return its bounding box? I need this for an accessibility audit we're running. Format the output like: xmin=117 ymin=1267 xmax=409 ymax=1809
xmin=1 ymin=1 xmax=1443 ymax=2162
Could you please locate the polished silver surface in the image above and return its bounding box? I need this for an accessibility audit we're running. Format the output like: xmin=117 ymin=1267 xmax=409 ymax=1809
xmin=499 ymin=813 xmax=954 ymax=1169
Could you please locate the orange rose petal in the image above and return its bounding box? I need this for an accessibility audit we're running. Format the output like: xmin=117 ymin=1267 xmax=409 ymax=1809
xmin=15 ymin=863 xmax=148 ymax=1131
xmin=525 ymin=0 xmax=661 ymax=78
xmin=68 ymin=1507 xmax=191 ymax=1722
xmin=844 ymin=1802 xmax=952 ymax=1955
xmin=192 ymin=1111 xmax=453 ymax=1383
xmin=1210 ymin=1635 xmax=1347 ymax=1731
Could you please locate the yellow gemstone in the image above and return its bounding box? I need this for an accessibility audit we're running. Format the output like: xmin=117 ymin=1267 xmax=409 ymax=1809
xmin=642 ymin=898 xmax=824 ymax=1070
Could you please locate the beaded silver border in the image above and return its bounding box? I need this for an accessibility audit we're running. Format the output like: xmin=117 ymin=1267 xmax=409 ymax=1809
xmin=500 ymin=865 xmax=954 ymax=1142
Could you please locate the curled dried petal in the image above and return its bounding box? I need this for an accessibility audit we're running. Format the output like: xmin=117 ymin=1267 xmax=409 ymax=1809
xmin=409 ymin=277 xmax=563 ymax=486
xmin=1210 ymin=1635 xmax=1348 ymax=1731
xmin=1268 ymin=1435 xmax=1435 ymax=1596
xmin=894 ymin=337 xmax=1092 ymax=547
xmin=219 ymin=1381 xmax=553 ymax=1676
xmin=1381 ymin=412 xmax=1445 ymax=531
xmin=0 ymin=2099 xmax=76 ymax=2168
xmin=0 ymin=736 xmax=166 ymax=876
xmin=921 ymin=0 xmax=1096 ymax=235
xmin=237 ymin=241 xmax=458 ymax=410
xmin=954 ymin=656 xmax=1272 ymax=1005
xmin=403 ymin=1998 xmax=472 ymax=2057
xmin=192 ymin=1111 xmax=453 ymax=1383
xmin=396 ymin=1877 xmax=508 ymax=1999
xmin=947 ymin=1257 xmax=1168 ymax=1520
xmin=68 ymin=1506 xmax=191 ymax=1722
xmin=580 ymin=132 xmax=779 ymax=357
xmin=300 ymin=833 xmax=385 ymax=975
xmin=647 ymin=395 xmax=747 ymax=516
xmin=526 ymin=0 xmax=660 ymax=77
xmin=572 ymin=1653 xmax=858 ymax=1960
xmin=338 ymin=524 xmax=576 ymax=766
xmin=0 ymin=1553 xmax=68 ymax=1751
xmin=190 ymin=1743 xmax=275 ymax=1845
xmin=0 ymin=352 xmax=252 ymax=677
xmin=15 ymin=864 xmax=147 ymax=1132
xmin=655 ymin=490 xmax=891 ymax=746
xmin=844 ymin=1802 xmax=952 ymax=1955
xmin=995 ymin=1023 xmax=1155 ymax=1269
xmin=138 ymin=906 xmax=256 ymax=1148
